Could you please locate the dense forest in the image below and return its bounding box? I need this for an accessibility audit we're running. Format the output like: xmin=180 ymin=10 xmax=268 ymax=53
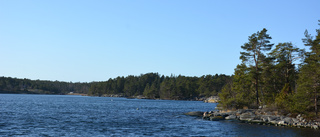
xmin=0 ymin=77 xmax=90 ymax=94
xmin=219 ymin=20 xmax=320 ymax=118
xmin=89 ymin=73 xmax=231 ymax=100
xmin=0 ymin=73 xmax=231 ymax=100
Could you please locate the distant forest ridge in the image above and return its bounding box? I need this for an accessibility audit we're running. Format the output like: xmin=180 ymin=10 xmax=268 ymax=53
xmin=0 ymin=73 xmax=232 ymax=100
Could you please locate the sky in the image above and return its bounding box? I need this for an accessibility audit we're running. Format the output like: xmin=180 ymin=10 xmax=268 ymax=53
xmin=0 ymin=0 xmax=319 ymax=82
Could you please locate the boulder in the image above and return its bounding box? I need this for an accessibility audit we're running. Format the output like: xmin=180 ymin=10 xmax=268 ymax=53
xmin=210 ymin=116 xmax=225 ymax=121
xmin=267 ymin=116 xmax=280 ymax=122
xmin=184 ymin=111 xmax=204 ymax=117
xmin=261 ymin=115 xmax=270 ymax=122
xmin=265 ymin=111 xmax=273 ymax=115
xmin=312 ymin=125 xmax=318 ymax=129
xmin=204 ymin=96 xmax=220 ymax=103
xmin=283 ymin=117 xmax=293 ymax=125
xmin=236 ymin=109 xmax=246 ymax=115
xmin=292 ymin=118 xmax=299 ymax=123
xmin=278 ymin=120 xmax=286 ymax=125
xmin=225 ymin=115 xmax=237 ymax=120
xmin=239 ymin=112 xmax=256 ymax=121
xmin=251 ymin=120 xmax=263 ymax=123
xmin=269 ymin=120 xmax=280 ymax=125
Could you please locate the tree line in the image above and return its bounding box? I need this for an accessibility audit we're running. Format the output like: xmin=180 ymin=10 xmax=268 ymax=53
xmin=0 ymin=73 xmax=232 ymax=100
xmin=89 ymin=73 xmax=231 ymax=100
xmin=219 ymin=20 xmax=320 ymax=118
xmin=0 ymin=77 xmax=90 ymax=94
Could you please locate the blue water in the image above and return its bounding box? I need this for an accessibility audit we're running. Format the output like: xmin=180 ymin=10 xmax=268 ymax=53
xmin=1 ymin=94 xmax=319 ymax=136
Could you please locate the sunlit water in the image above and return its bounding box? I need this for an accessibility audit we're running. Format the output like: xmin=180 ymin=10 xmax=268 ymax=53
xmin=1 ymin=94 xmax=319 ymax=136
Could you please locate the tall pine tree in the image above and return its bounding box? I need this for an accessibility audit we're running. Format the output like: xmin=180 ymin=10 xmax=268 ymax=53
xmin=240 ymin=28 xmax=273 ymax=106
xmin=296 ymin=21 xmax=320 ymax=115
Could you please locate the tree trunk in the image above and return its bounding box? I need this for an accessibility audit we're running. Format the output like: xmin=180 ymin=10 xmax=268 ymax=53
xmin=256 ymin=77 xmax=259 ymax=106
xmin=254 ymin=51 xmax=259 ymax=107
xmin=315 ymin=90 xmax=318 ymax=116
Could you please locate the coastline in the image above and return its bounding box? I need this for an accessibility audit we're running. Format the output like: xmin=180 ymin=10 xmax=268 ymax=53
xmin=187 ymin=109 xmax=320 ymax=130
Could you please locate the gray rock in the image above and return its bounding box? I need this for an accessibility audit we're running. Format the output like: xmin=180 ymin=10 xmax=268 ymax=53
xmin=312 ymin=125 xmax=318 ymax=129
xmin=265 ymin=112 xmax=273 ymax=115
xmin=297 ymin=114 xmax=301 ymax=118
xmin=251 ymin=120 xmax=263 ymax=123
xmin=278 ymin=121 xmax=285 ymax=125
xmin=261 ymin=115 xmax=270 ymax=122
xmin=184 ymin=111 xmax=204 ymax=117
xmin=269 ymin=120 xmax=279 ymax=125
xmin=283 ymin=117 xmax=293 ymax=125
xmin=225 ymin=115 xmax=237 ymax=120
xmin=239 ymin=112 xmax=256 ymax=121
xmin=225 ymin=111 xmax=236 ymax=116
xmin=236 ymin=109 xmax=246 ymax=114
xmin=218 ymin=113 xmax=230 ymax=117
xmin=210 ymin=116 xmax=225 ymax=121
xmin=267 ymin=116 xmax=280 ymax=122
xmin=292 ymin=118 xmax=299 ymax=123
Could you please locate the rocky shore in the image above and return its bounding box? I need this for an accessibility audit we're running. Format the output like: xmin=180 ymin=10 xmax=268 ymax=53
xmin=186 ymin=109 xmax=320 ymax=130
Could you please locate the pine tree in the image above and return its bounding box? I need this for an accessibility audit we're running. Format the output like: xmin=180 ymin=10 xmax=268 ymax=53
xmin=240 ymin=28 xmax=273 ymax=106
xmin=296 ymin=21 xmax=320 ymax=115
xmin=270 ymin=42 xmax=303 ymax=91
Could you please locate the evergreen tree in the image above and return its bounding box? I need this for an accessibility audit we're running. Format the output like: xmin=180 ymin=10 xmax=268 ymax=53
xmin=240 ymin=28 xmax=273 ymax=106
xmin=295 ymin=21 xmax=320 ymax=115
xmin=270 ymin=42 xmax=303 ymax=91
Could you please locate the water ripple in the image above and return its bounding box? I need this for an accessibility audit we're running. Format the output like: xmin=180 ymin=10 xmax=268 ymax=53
xmin=1 ymin=94 xmax=320 ymax=136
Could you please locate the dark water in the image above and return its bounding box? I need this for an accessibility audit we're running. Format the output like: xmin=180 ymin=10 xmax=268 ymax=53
xmin=1 ymin=94 xmax=320 ymax=136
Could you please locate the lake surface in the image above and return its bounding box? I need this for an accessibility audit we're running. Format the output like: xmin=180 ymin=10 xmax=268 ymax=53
xmin=1 ymin=94 xmax=320 ymax=136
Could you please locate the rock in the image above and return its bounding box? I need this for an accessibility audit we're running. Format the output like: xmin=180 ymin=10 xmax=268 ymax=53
xmin=251 ymin=120 xmax=263 ymax=123
xmin=236 ymin=109 xmax=246 ymax=115
xmin=312 ymin=125 xmax=318 ymax=129
xmin=261 ymin=115 xmax=269 ymax=122
xmin=204 ymin=96 xmax=220 ymax=103
xmin=267 ymin=116 xmax=280 ymax=122
xmin=184 ymin=111 xmax=204 ymax=117
xmin=292 ymin=118 xmax=299 ymax=123
xmin=225 ymin=111 xmax=236 ymax=116
xmin=297 ymin=114 xmax=301 ymax=118
xmin=210 ymin=116 xmax=225 ymax=121
xmin=269 ymin=120 xmax=279 ymax=125
xmin=239 ymin=112 xmax=256 ymax=121
xmin=190 ymin=109 xmax=319 ymax=130
xmin=218 ymin=112 xmax=232 ymax=117
xmin=278 ymin=121 xmax=285 ymax=125
xmin=283 ymin=117 xmax=293 ymax=125
xmin=225 ymin=115 xmax=237 ymax=120
xmin=265 ymin=111 xmax=273 ymax=115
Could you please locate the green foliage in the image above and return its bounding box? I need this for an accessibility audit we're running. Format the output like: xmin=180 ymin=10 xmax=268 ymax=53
xmin=0 ymin=73 xmax=232 ymax=100
xmin=219 ymin=64 xmax=255 ymax=109
xmin=240 ymin=28 xmax=274 ymax=106
xmin=218 ymin=79 xmax=235 ymax=109
xmin=294 ymin=21 xmax=320 ymax=115
xmin=89 ymin=73 xmax=231 ymax=100
xmin=0 ymin=77 xmax=90 ymax=94
xmin=219 ymin=20 xmax=320 ymax=118
xmin=275 ymin=83 xmax=290 ymax=109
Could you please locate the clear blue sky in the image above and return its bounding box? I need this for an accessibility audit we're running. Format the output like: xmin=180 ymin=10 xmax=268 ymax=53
xmin=0 ymin=0 xmax=319 ymax=82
